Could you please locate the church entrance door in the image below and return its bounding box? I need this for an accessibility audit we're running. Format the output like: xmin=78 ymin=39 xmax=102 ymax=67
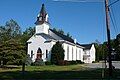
xmin=36 ymin=48 xmax=42 ymax=59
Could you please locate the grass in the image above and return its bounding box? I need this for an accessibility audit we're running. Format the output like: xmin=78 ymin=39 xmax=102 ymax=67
xmin=25 ymin=64 xmax=86 ymax=71
xmin=0 ymin=64 xmax=120 ymax=79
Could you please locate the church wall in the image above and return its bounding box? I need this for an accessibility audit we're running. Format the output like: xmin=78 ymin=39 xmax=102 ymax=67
xmin=28 ymin=35 xmax=54 ymax=62
xmin=36 ymin=23 xmax=49 ymax=34
xmin=44 ymin=41 xmax=56 ymax=61
xmin=76 ymin=47 xmax=81 ymax=60
xmin=90 ymin=44 xmax=96 ymax=62
xmin=72 ymin=46 xmax=76 ymax=61
xmin=62 ymin=43 xmax=68 ymax=60
xmin=83 ymin=50 xmax=90 ymax=63
xmin=80 ymin=49 xmax=84 ymax=61
xmin=62 ymin=42 xmax=84 ymax=62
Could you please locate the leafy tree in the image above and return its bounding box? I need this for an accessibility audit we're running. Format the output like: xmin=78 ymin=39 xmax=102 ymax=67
xmin=52 ymin=28 xmax=72 ymax=38
xmin=53 ymin=28 xmax=57 ymax=32
xmin=51 ymin=41 xmax=64 ymax=65
xmin=0 ymin=39 xmax=26 ymax=65
xmin=66 ymin=32 xmax=72 ymax=38
xmin=0 ymin=19 xmax=26 ymax=65
xmin=114 ymin=34 xmax=120 ymax=60
xmin=58 ymin=29 xmax=64 ymax=35
xmin=5 ymin=19 xmax=21 ymax=37
xmin=21 ymin=27 xmax=35 ymax=44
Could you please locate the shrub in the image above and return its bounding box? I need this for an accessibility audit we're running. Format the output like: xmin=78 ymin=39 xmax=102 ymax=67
xmin=45 ymin=61 xmax=52 ymax=65
xmin=76 ymin=60 xmax=84 ymax=64
xmin=58 ymin=60 xmax=65 ymax=66
xmin=63 ymin=60 xmax=70 ymax=65
xmin=92 ymin=61 xmax=99 ymax=63
xmin=70 ymin=61 xmax=77 ymax=65
xmin=25 ymin=54 xmax=32 ymax=66
xmin=51 ymin=41 xmax=65 ymax=65
xmin=63 ymin=60 xmax=84 ymax=65
xmin=32 ymin=58 xmax=45 ymax=66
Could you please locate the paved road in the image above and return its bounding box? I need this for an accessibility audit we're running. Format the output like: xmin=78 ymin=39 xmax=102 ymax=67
xmin=84 ymin=61 xmax=120 ymax=69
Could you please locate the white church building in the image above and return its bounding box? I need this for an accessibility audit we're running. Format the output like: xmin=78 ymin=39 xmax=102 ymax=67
xmin=27 ymin=4 xmax=95 ymax=63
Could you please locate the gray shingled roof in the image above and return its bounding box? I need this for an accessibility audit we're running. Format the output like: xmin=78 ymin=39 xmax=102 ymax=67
xmin=80 ymin=44 xmax=92 ymax=50
xmin=36 ymin=33 xmax=56 ymax=40
xmin=49 ymin=29 xmax=83 ymax=46
xmin=50 ymin=29 xmax=74 ymax=43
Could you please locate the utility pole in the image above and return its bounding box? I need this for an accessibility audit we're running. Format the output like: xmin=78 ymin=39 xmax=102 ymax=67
xmin=105 ymin=0 xmax=112 ymax=78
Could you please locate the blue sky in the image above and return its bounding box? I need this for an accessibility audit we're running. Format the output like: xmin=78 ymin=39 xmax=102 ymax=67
xmin=0 ymin=0 xmax=120 ymax=44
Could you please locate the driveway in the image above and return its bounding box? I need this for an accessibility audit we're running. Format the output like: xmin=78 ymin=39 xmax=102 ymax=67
xmin=84 ymin=61 xmax=120 ymax=69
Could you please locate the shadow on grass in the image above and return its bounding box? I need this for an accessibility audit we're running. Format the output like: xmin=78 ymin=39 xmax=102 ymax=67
xmin=0 ymin=68 xmax=120 ymax=79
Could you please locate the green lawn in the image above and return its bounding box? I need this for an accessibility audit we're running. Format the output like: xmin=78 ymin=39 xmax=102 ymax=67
xmin=0 ymin=64 xmax=120 ymax=79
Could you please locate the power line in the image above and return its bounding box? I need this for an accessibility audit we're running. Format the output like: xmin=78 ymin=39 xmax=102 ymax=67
xmin=109 ymin=8 xmax=118 ymax=35
xmin=109 ymin=0 xmax=119 ymax=35
xmin=109 ymin=0 xmax=120 ymax=7
xmin=53 ymin=0 xmax=104 ymax=3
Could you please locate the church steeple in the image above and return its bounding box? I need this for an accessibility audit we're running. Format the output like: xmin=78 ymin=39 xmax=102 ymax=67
xmin=35 ymin=4 xmax=49 ymax=25
xmin=35 ymin=4 xmax=50 ymax=34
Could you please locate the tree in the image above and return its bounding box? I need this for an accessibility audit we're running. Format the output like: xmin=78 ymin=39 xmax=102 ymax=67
xmin=0 ymin=19 xmax=26 ymax=65
xmin=114 ymin=34 xmax=120 ymax=60
xmin=51 ymin=41 xmax=64 ymax=65
xmin=58 ymin=29 xmax=64 ymax=35
xmin=5 ymin=19 xmax=21 ymax=37
xmin=0 ymin=39 xmax=26 ymax=65
xmin=66 ymin=32 xmax=72 ymax=38
xmin=21 ymin=27 xmax=35 ymax=44
xmin=52 ymin=28 xmax=72 ymax=38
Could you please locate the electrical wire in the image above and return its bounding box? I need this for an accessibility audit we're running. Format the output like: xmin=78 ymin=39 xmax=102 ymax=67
xmin=109 ymin=0 xmax=120 ymax=7
xmin=109 ymin=8 xmax=118 ymax=36
xmin=53 ymin=0 xmax=104 ymax=3
xmin=110 ymin=7 xmax=119 ymax=33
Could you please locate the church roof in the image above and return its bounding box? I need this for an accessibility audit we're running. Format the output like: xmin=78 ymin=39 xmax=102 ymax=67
xmin=80 ymin=44 xmax=92 ymax=50
xmin=50 ymin=29 xmax=75 ymax=43
xmin=36 ymin=33 xmax=56 ymax=40
xmin=49 ymin=29 xmax=83 ymax=47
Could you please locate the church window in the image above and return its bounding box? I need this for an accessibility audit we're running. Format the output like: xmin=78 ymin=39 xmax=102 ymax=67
xmin=72 ymin=47 xmax=73 ymax=60
xmin=67 ymin=46 xmax=69 ymax=60
xmin=76 ymin=48 xmax=77 ymax=60
xmin=31 ymin=50 xmax=33 ymax=59
xmin=46 ymin=50 xmax=48 ymax=58
xmin=79 ymin=50 xmax=81 ymax=59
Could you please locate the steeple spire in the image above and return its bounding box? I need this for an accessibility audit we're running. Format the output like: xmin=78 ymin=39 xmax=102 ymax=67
xmin=35 ymin=4 xmax=49 ymax=25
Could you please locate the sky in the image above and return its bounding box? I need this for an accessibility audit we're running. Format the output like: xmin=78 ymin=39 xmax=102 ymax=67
xmin=0 ymin=0 xmax=120 ymax=44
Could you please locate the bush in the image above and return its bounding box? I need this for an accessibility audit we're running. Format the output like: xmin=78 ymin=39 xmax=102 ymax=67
xmin=63 ymin=60 xmax=70 ymax=65
xmin=45 ymin=61 xmax=52 ymax=65
xmin=51 ymin=41 xmax=65 ymax=65
xmin=92 ymin=61 xmax=99 ymax=63
xmin=63 ymin=60 xmax=84 ymax=65
xmin=76 ymin=60 xmax=84 ymax=64
xmin=70 ymin=61 xmax=77 ymax=65
xmin=32 ymin=59 xmax=45 ymax=66
xmin=25 ymin=54 xmax=32 ymax=66
xmin=58 ymin=60 xmax=65 ymax=66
